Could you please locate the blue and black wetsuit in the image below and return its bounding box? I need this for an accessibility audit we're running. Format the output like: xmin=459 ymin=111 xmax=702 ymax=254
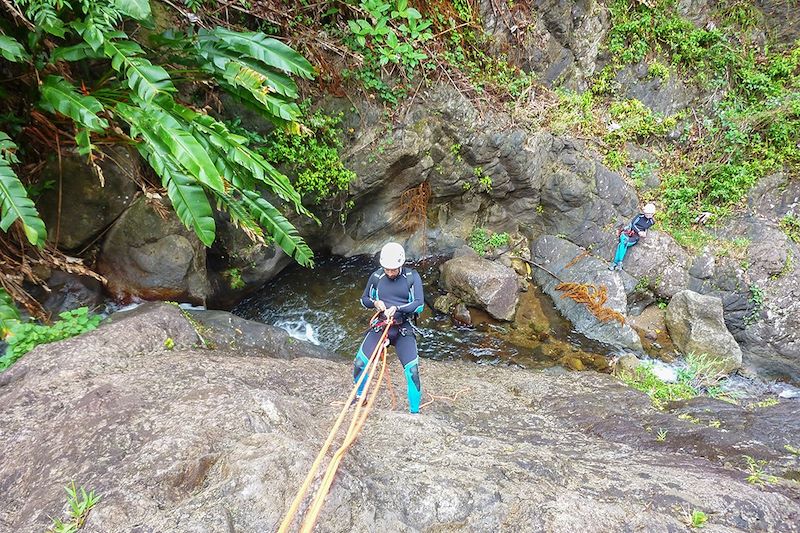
xmin=612 ymin=213 xmax=655 ymax=267
xmin=353 ymin=267 xmax=424 ymax=413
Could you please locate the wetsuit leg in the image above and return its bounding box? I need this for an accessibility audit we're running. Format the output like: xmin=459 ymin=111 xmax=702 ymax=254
xmin=353 ymin=328 xmax=383 ymax=397
xmin=613 ymin=234 xmax=636 ymax=265
xmin=394 ymin=327 xmax=421 ymax=413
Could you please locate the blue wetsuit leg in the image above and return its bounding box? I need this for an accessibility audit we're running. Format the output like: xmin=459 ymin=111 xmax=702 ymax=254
xmin=393 ymin=324 xmax=421 ymax=413
xmin=613 ymin=234 xmax=637 ymax=265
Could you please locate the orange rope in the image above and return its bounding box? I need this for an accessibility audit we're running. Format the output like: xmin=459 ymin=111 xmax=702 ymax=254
xmin=299 ymin=344 xmax=389 ymax=532
xmin=277 ymin=318 xmax=392 ymax=533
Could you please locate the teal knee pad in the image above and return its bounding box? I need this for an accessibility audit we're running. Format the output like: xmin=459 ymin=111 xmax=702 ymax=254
xmin=404 ymin=359 xmax=421 ymax=413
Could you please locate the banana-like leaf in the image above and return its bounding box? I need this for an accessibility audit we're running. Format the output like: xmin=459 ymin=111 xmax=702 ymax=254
xmin=240 ymin=189 xmax=314 ymax=267
xmin=214 ymin=191 xmax=263 ymax=241
xmin=0 ymin=288 xmax=20 ymax=339
xmin=198 ymin=43 xmax=299 ymax=98
xmin=117 ymin=104 xmax=217 ymax=246
xmin=201 ymin=28 xmax=314 ymax=79
xmin=0 ymin=36 xmax=27 ymax=62
xmin=164 ymin=168 xmax=216 ymax=247
xmin=104 ymin=40 xmax=175 ymax=102
xmin=39 ymin=76 xmax=109 ymax=132
xmin=187 ymin=113 xmax=310 ymax=215
xmin=220 ymin=64 xmax=301 ymax=122
xmin=114 ymin=0 xmax=151 ymax=20
xmin=0 ymin=135 xmax=46 ymax=245
xmin=154 ymin=121 xmax=225 ymax=194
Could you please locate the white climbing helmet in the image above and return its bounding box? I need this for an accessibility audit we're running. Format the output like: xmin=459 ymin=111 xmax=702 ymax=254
xmin=379 ymin=242 xmax=406 ymax=269
xmin=643 ymin=203 xmax=656 ymax=215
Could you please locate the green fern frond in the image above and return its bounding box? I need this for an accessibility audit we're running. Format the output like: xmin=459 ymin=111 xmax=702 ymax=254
xmin=39 ymin=76 xmax=109 ymax=132
xmin=0 ymin=133 xmax=46 ymax=246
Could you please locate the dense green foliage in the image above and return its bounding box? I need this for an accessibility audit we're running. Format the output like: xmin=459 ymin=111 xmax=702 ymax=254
xmin=468 ymin=227 xmax=510 ymax=256
xmin=0 ymin=0 xmax=318 ymax=268
xmin=0 ymin=307 xmax=102 ymax=370
xmin=229 ymin=105 xmax=356 ymax=204
xmin=604 ymin=0 xmax=800 ymax=227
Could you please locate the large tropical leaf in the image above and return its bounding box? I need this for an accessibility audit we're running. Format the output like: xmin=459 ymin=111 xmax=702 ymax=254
xmin=116 ymin=103 xmax=217 ymax=246
xmin=0 ymin=35 xmax=27 ymax=62
xmin=198 ymin=44 xmax=300 ymax=98
xmin=104 ymin=40 xmax=175 ymax=102
xmin=114 ymin=0 xmax=151 ymax=20
xmin=240 ymin=189 xmax=314 ymax=267
xmin=39 ymin=76 xmax=109 ymax=132
xmin=0 ymin=134 xmax=46 ymax=245
xmin=201 ymin=28 xmax=315 ymax=79
xmin=164 ymin=169 xmax=216 ymax=247
xmin=154 ymin=121 xmax=225 ymax=194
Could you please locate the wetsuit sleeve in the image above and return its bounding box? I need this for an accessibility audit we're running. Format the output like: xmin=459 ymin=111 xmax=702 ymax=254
xmin=397 ymin=271 xmax=424 ymax=314
xmin=360 ymin=274 xmax=377 ymax=309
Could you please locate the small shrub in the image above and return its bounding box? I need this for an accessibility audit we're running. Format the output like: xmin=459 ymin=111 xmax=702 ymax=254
xmin=780 ymin=214 xmax=800 ymax=243
xmin=689 ymin=509 xmax=708 ymax=529
xmin=468 ymin=227 xmax=509 ymax=256
xmin=49 ymin=482 xmax=100 ymax=532
xmin=1 ymin=308 xmax=102 ymax=371
xmin=744 ymin=455 xmax=778 ymax=485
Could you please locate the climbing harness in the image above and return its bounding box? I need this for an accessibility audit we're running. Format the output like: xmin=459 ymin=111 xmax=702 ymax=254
xmin=278 ymin=315 xmax=393 ymax=533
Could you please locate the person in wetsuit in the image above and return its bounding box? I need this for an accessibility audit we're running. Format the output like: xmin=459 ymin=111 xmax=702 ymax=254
xmin=353 ymin=242 xmax=424 ymax=414
xmin=609 ymin=203 xmax=656 ymax=271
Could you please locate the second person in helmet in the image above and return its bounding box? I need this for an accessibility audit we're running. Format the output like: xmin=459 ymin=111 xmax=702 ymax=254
xmin=353 ymin=242 xmax=425 ymax=413
xmin=609 ymin=203 xmax=656 ymax=271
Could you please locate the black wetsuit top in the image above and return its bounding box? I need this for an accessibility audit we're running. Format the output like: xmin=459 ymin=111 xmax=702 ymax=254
xmin=627 ymin=214 xmax=655 ymax=244
xmin=360 ymin=267 xmax=424 ymax=323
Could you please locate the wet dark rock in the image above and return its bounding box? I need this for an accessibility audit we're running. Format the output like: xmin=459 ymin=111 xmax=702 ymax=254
xmin=187 ymin=310 xmax=335 ymax=360
xmin=531 ymin=235 xmax=642 ymax=352
xmin=3 ymin=304 xmax=798 ymax=532
xmin=665 ymin=290 xmax=743 ymax=373
xmin=31 ymin=270 xmax=103 ymax=318
xmin=452 ymin=303 xmax=472 ymax=326
xmin=36 ymin=146 xmax=140 ymax=251
xmin=433 ymin=293 xmax=459 ymax=315
xmin=97 ymin=198 xmax=209 ymax=304
xmin=439 ymin=254 xmax=520 ymax=321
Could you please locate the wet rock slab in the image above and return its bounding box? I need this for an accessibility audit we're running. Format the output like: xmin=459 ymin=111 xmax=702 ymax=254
xmin=1 ymin=305 xmax=799 ymax=532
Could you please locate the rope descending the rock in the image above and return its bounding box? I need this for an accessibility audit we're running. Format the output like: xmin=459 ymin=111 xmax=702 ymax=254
xmin=278 ymin=314 xmax=392 ymax=533
xmin=555 ymin=282 xmax=626 ymax=325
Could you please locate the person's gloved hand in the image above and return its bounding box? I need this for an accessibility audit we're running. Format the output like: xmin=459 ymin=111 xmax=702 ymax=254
xmin=384 ymin=306 xmax=397 ymax=319
xmin=373 ymin=300 xmax=386 ymax=312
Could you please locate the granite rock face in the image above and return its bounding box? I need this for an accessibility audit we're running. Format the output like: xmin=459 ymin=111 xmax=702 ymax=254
xmin=1 ymin=305 xmax=799 ymax=532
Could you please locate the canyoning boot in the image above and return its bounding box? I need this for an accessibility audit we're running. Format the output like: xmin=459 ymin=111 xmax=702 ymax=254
xmin=404 ymin=358 xmax=422 ymax=414
xmin=353 ymin=350 xmax=370 ymax=398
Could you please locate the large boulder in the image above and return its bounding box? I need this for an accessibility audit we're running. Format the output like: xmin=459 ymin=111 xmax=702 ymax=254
xmin=531 ymin=235 xmax=642 ymax=352
xmin=438 ymin=248 xmax=520 ymax=321
xmin=605 ymin=230 xmax=692 ymax=299
xmin=97 ymin=198 xmax=209 ymax=304
xmin=665 ymin=290 xmax=743 ymax=373
xmin=1 ymin=304 xmax=799 ymax=532
xmin=36 ymin=147 xmax=140 ymax=251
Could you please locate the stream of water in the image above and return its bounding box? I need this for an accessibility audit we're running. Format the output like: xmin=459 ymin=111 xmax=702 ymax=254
xmin=233 ymin=255 xmax=611 ymax=370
